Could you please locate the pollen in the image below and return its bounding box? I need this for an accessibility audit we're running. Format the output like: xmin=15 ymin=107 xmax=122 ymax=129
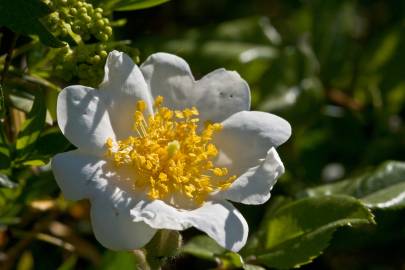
xmin=105 ymin=96 xmax=237 ymax=205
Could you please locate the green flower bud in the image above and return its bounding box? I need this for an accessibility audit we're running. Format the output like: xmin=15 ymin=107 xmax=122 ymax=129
xmin=99 ymin=33 xmax=109 ymax=41
xmin=85 ymin=5 xmax=93 ymax=13
xmin=93 ymin=55 xmax=101 ymax=63
xmin=105 ymin=26 xmax=113 ymax=35
xmin=84 ymin=15 xmax=92 ymax=22
xmin=70 ymin=7 xmax=77 ymax=15
xmin=99 ymin=50 xmax=108 ymax=59
xmin=95 ymin=12 xmax=103 ymax=19
xmin=96 ymin=19 xmax=104 ymax=27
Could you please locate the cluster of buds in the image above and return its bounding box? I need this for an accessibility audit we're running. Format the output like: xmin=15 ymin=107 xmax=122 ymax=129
xmin=54 ymin=43 xmax=109 ymax=86
xmin=44 ymin=0 xmax=112 ymax=42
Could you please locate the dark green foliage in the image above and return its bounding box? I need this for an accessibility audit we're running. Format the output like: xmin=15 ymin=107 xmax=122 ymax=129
xmin=0 ymin=0 xmax=64 ymax=47
xmin=0 ymin=0 xmax=405 ymax=269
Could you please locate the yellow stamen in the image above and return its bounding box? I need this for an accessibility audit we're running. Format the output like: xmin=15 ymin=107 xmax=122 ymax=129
xmin=105 ymin=96 xmax=237 ymax=205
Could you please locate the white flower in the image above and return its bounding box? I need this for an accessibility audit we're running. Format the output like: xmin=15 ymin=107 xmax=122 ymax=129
xmin=52 ymin=51 xmax=291 ymax=252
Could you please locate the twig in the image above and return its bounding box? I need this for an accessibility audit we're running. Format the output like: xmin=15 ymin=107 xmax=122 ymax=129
xmin=0 ymin=213 xmax=56 ymax=270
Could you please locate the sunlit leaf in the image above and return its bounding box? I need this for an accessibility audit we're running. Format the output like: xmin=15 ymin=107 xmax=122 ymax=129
xmin=113 ymin=0 xmax=170 ymax=11
xmin=0 ymin=173 xmax=17 ymax=189
xmin=15 ymin=94 xmax=47 ymax=162
xmin=243 ymin=264 xmax=266 ymax=270
xmin=304 ymin=161 xmax=405 ymax=210
xmin=252 ymin=196 xmax=374 ymax=269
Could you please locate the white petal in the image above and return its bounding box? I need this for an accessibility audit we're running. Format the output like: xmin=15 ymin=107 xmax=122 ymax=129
xmin=52 ymin=150 xmax=157 ymax=249
xmin=57 ymin=86 xmax=115 ymax=156
xmin=100 ymin=51 xmax=153 ymax=139
xmin=140 ymin=52 xmax=195 ymax=110
xmin=195 ymin=68 xmax=250 ymax=123
xmin=140 ymin=53 xmax=250 ymax=122
xmin=90 ymin=195 xmax=156 ymax=250
xmin=131 ymin=200 xmax=248 ymax=252
xmin=189 ymin=201 xmax=248 ymax=252
xmin=214 ymin=110 xmax=291 ymax=176
xmin=216 ymin=148 xmax=285 ymax=205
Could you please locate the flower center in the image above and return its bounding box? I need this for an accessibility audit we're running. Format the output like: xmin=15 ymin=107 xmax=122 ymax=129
xmin=105 ymin=96 xmax=236 ymax=205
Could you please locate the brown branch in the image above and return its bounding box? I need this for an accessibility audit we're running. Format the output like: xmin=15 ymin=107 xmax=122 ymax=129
xmin=326 ymin=89 xmax=363 ymax=111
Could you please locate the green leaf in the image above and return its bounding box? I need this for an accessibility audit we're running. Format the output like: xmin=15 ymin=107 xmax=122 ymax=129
xmin=243 ymin=265 xmax=266 ymax=270
xmin=0 ymin=182 xmax=23 ymax=225
xmin=113 ymin=0 xmax=170 ymax=11
xmin=253 ymin=196 xmax=374 ymax=269
xmin=22 ymin=127 xmax=71 ymax=165
xmin=0 ymin=124 xmax=11 ymax=171
xmin=304 ymin=161 xmax=405 ymax=210
xmin=0 ymin=173 xmax=17 ymax=189
xmin=0 ymin=0 xmax=63 ymax=47
xmin=181 ymin=235 xmax=244 ymax=268
xmin=21 ymin=171 xmax=58 ymax=203
xmin=181 ymin=235 xmax=226 ymax=261
xmin=15 ymin=94 xmax=47 ymax=162
xmin=57 ymin=255 xmax=77 ymax=270
xmin=98 ymin=251 xmax=139 ymax=270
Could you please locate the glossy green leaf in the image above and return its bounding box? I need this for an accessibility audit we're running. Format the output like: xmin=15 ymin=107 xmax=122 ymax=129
xmin=181 ymin=235 xmax=226 ymax=261
xmin=304 ymin=161 xmax=405 ymax=210
xmin=22 ymin=127 xmax=71 ymax=165
xmin=0 ymin=173 xmax=17 ymax=189
xmin=98 ymin=251 xmax=139 ymax=270
xmin=15 ymin=94 xmax=47 ymax=162
xmin=254 ymin=196 xmax=374 ymax=269
xmin=0 ymin=0 xmax=63 ymax=47
xmin=243 ymin=264 xmax=266 ymax=270
xmin=181 ymin=235 xmax=244 ymax=268
xmin=113 ymin=0 xmax=170 ymax=11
